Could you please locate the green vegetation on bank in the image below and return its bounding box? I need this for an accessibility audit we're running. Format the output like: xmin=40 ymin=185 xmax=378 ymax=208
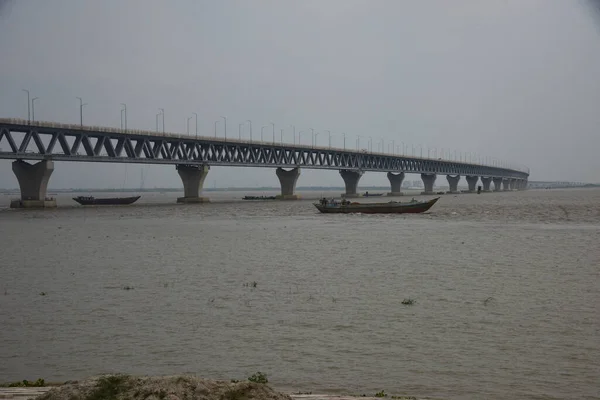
xmin=0 ymin=378 xmax=46 ymax=387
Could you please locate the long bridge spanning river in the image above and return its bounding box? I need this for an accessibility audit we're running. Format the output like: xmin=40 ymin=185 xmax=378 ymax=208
xmin=0 ymin=118 xmax=530 ymax=207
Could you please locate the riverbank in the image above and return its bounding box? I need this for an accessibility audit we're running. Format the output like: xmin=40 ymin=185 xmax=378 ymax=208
xmin=0 ymin=376 xmax=421 ymax=400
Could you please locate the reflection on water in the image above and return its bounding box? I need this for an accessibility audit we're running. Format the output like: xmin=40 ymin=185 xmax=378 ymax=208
xmin=1 ymin=188 xmax=599 ymax=400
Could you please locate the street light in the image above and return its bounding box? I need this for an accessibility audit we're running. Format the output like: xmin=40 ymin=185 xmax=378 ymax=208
xmin=298 ymin=130 xmax=304 ymax=145
xmin=280 ymin=129 xmax=284 ymax=144
xmin=76 ymin=97 xmax=88 ymax=127
xmin=368 ymin=136 xmax=372 ymax=152
xmin=158 ymin=108 xmax=165 ymax=133
xmin=239 ymin=123 xmax=243 ymax=140
xmin=246 ymin=120 xmax=252 ymax=142
xmin=221 ymin=116 xmax=227 ymax=139
xmin=341 ymin=132 xmax=346 ymax=150
xmin=156 ymin=113 xmax=160 ymax=132
xmin=309 ymin=128 xmax=314 ymax=146
xmin=261 ymin=126 xmax=267 ymax=142
xmin=314 ymin=131 xmax=320 ymax=148
xmin=214 ymin=120 xmax=219 ymax=137
xmin=31 ymin=97 xmax=39 ymax=122
xmin=324 ymin=130 xmax=331 ymax=148
xmin=290 ymin=125 xmax=296 ymax=145
xmin=271 ymin=122 xmax=275 ymax=143
xmin=193 ymin=112 xmax=198 ymax=138
xmin=187 ymin=117 xmax=192 ymax=135
xmin=120 ymin=103 xmax=127 ymax=130
xmin=22 ymin=89 xmax=30 ymax=123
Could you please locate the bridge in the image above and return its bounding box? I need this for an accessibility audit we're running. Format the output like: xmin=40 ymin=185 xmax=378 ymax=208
xmin=0 ymin=118 xmax=530 ymax=207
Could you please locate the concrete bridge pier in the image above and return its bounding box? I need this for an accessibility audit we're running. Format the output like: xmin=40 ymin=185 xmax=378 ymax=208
xmin=340 ymin=169 xmax=363 ymax=198
xmin=466 ymin=176 xmax=478 ymax=193
xmin=446 ymin=175 xmax=460 ymax=194
xmin=10 ymin=159 xmax=57 ymax=208
xmin=481 ymin=177 xmax=492 ymax=192
xmin=421 ymin=173 xmax=436 ymax=195
xmin=176 ymin=164 xmax=210 ymax=203
xmin=387 ymin=172 xmax=405 ymax=196
xmin=493 ymin=177 xmax=503 ymax=192
xmin=276 ymin=167 xmax=301 ymax=200
xmin=503 ymin=178 xmax=512 ymax=191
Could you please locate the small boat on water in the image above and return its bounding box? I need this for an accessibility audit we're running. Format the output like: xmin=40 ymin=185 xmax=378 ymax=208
xmin=362 ymin=191 xmax=384 ymax=197
xmin=242 ymin=195 xmax=277 ymax=200
xmin=314 ymin=197 xmax=440 ymax=214
xmin=73 ymin=195 xmax=141 ymax=206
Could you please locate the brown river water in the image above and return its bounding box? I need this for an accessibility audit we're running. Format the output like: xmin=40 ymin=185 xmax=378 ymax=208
xmin=1 ymin=188 xmax=599 ymax=399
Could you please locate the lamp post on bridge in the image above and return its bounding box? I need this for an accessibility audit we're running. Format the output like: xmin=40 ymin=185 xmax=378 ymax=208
xmin=341 ymin=132 xmax=346 ymax=150
xmin=325 ymin=130 xmax=331 ymax=148
xmin=271 ymin=122 xmax=275 ymax=144
xmin=187 ymin=117 xmax=192 ymax=135
xmin=261 ymin=126 xmax=267 ymax=142
xmin=314 ymin=131 xmax=320 ymax=148
xmin=291 ymin=125 xmax=296 ymax=145
xmin=368 ymin=137 xmax=372 ymax=152
xmin=31 ymin=97 xmax=39 ymax=122
xmin=356 ymin=136 xmax=361 ymax=150
xmin=247 ymin=120 xmax=252 ymax=142
xmin=298 ymin=130 xmax=304 ymax=145
xmin=156 ymin=113 xmax=160 ymax=132
xmin=239 ymin=123 xmax=243 ymax=140
xmin=280 ymin=129 xmax=284 ymax=144
xmin=120 ymin=103 xmax=127 ymax=130
xmin=76 ymin=97 xmax=87 ymax=127
xmin=221 ymin=116 xmax=227 ymax=140
xmin=193 ymin=112 xmax=198 ymax=138
xmin=158 ymin=108 xmax=165 ymax=133
xmin=214 ymin=120 xmax=218 ymax=138
xmin=22 ymin=89 xmax=31 ymax=123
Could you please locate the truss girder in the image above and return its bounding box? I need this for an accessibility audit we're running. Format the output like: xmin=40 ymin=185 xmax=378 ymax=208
xmin=0 ymin=124 xmax=529 ymax=179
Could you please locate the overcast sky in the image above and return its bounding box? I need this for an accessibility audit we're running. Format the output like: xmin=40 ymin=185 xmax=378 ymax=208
xmin=1 ymin=0 xmax=600 ymax=189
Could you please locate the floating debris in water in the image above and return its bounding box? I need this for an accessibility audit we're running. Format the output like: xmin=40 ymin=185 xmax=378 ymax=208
xmin=122 ymin=286 xmax=134 ymax=290
xmin=401 ymin=298 xmax=415 ymax=305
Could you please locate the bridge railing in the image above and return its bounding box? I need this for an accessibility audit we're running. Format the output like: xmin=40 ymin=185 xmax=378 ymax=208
xmin=0 ymin=117 xmax=529 ymax=174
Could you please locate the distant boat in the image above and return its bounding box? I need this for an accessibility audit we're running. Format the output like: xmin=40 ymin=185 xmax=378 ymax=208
xmin=314 ymin=197 xmax=440 ymax=214
xmin=362 ymin=192 xmax=384 ymax=197
xmin=73 ymin=195 xmax=141 ymax=206
xmin=243 ymin=195 xmax=277 ymax=200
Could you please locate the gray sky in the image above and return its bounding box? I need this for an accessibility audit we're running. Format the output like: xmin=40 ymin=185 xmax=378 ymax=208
xmin=1 ymin=0 xmax=600 ymax=189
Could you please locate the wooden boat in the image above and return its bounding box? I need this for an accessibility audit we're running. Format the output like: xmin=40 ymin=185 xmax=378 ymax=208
xmin=314 ymin=197 xmax=440 ymax=214
xmin=362 ymin=192 xmax=384 ymax=197
xmin=73 ymin=195 xmax=141 ymax=205
xmin=242 ymin=195 xmax=277 ymax=200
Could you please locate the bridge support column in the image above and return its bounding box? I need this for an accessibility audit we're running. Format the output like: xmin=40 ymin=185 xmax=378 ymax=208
xmin=520 ymin=179 xmax=528 ymax=190
xmin=387 ymin=172 xmax=405 ymax=196
xmin=340 ymin=170 xmax=363 ymax=198
xmin=421 ymin=173 xmax=436 ymax=195
xmin=446 ymin=175 xmax=460 ymax=194
xmin=10 ymin=159 xmax=57 ymax=208
xmin=276 ymin=167 xmax=301 ymax=200
xmin=503 ymin=178 xmax=512 ymax=191
xmin=493 ymin=177 xmax=503 ymax=192
xmin=466 ymin=176 xmax=478 ymax=193
xmin=481 ymin=177 xmax=492 ymax=192
xmin=176 ymin=164 xmax=210 ymax=203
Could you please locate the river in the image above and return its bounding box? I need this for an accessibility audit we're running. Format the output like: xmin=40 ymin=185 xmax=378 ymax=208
xmin=1 ymin=188 xmax=599 ymax=399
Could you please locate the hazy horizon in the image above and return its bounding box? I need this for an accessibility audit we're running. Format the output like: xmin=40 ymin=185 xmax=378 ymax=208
xmin=2 ymin=0 xmax=600 ymax=189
